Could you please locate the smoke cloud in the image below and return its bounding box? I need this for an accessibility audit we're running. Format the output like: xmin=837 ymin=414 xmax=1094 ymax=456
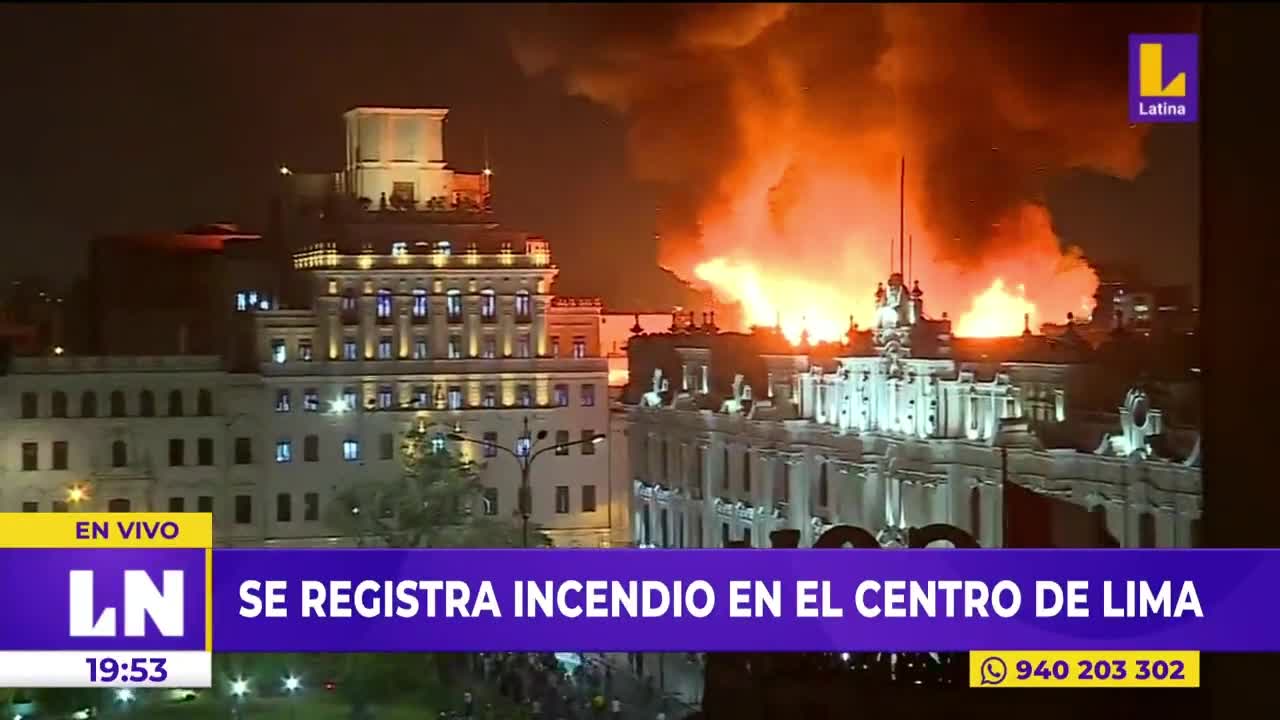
xmin=510 ymin=4 xmax=1199 ymax=337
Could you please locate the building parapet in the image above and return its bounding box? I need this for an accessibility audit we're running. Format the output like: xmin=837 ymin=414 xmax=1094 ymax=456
xmin=259 ymin=356 xmax=608 ymax=377
xmin=9 ymin=355 xmax=224 ymax=375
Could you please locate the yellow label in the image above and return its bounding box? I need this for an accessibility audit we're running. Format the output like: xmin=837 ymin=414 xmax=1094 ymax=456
xmin=0 ymin=513 xmax=212 ymax=548
xmin=971 ymin=651 xmax=1199 ymax=688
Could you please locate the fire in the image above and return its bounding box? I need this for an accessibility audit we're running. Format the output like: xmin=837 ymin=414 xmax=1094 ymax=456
xmin=693 ymin=258 xmax=851 ymax=345
xmin=954 ymin=279 xmax=1036 ymax=338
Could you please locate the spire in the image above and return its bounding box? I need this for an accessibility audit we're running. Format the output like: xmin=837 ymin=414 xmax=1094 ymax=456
xmin=670 ymin=311 xmax=680 ymax=333
xmin=629 ymin=313 xmax=643 ymax=335
xmin=1023 ymin=313 xmax=1032 ymax=337
xmin=707 ymin=310 xmax=718 ymax=333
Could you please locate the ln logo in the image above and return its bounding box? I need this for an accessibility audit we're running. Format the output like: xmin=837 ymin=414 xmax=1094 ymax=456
xmin=68 ymin=570 xmax=185 ymax=637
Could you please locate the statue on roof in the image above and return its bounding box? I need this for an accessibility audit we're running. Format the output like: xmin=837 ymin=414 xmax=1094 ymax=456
xmin=875 ymin=273 xmax=912 ymax=331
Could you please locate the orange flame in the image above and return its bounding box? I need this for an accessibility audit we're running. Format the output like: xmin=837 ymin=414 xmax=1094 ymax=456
xmin=954 ymin=279 xmax=1035 ymax=337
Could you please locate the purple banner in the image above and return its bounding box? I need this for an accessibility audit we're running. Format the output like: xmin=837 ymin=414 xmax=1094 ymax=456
xmin=212 ymin=549 xmax=1280 ymax=652
xmin=0 ymin=549 xmax=206 ymax=651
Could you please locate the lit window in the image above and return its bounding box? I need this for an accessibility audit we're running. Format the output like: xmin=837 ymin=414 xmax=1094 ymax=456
xmin=328 ymin=279 xmax=339 ymax=295
xmin=572 ymin=336 xmax=587 ymax=358
xmin=271 ymin=339 xmax=287 ymax=364
xmin=447 ymin=386 xmax=463 ymax=410
xmin=276 ymin=440 xmax=292 ymax=464
xmin=483 ymin=432 xmax=499 ymax=458
xmin=550 ymin=336 xmax=561 ymax=357
xmin=247 ymin=291 xmax=259 ymax=307
xmin=377 ymin=337 xmax=393 ymax=359
xmin=391 ymin=242 xmax=408 ymax=256
xmin=482 ymin=336 xmax=497 ymax=359
xmin=341 ymin=293 xmax=357 ymax=312
xmin=448 ymin=335 xmax=462 ymax=359
xmin=482 ymin=385 xmax=497 ymax=408
xmin=376 ymin=289 xmax=393 ymax=320
xmin=413 ymin=338 xmax=428 ymax=359
xmin=431 ymin=433 xmax=447 ymax=455
xmin=377 ymin=385 xmax=393 ymax=409
xmin=342 ymin=388 xmax=359 ymax=412
xmin=480 ymin=289 xmax=496 ymax=322
xmin=555 ymin=430 xmax=570 ymax=455
xmin=515 ymin=291 xmax=531 ymax=321
xmin=446 ymin=290 xmax=463 ymax=323
xmin=275 ymin=389 xmax=291 ymax=413
xmin=259 ymin=296 xmax=271 ymax=311
xmin=342 ymin=339 xmax=358 ymax=361
xmin=413 ymin=386 xmax=429 ymax=408
xmin=517 ymin=384 xmax=533 ymax=408
xmin=581 ymin=384 xmax=596 ymax=407
xmin=435 ymin=241 xmax=452 ymax=256
xmin=516 ymin=436 xmax=531 ymax=457
xmin=516 ymin=335 xmax=531 ymax=358
xmin=553 ymin=384 xmax=569 ymax=407
xmin=235 ymin=293 xmax=248 ymax=312
xmin=298 ymin=340 xmax=313 ymax=361
xmin=303 ymin=389 xmax=319 ymax=412
xmin=412 ymin=289 xmax=428 ymax=319
xmin=343 ymin=439 xmax=361 ymax=461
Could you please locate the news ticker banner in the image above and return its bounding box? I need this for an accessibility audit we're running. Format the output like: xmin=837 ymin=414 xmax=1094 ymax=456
xmin=3 ymin=513 xmax=1280 ymax=689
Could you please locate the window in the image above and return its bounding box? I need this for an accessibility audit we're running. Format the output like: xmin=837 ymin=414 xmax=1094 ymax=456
xmin=342 ymin=388 xmax=359 ymax=412
xmin=516 ymin=334 xmax=531 ymax=358
xmin=298 ymin=340 xmax=313 ymax=362
xmin=234 ymin=437 xmax=252 ymax=464
xmin=52 ymin=441 xmax=68 ymax=470
xmin=169 ymin=497 xmax=185 ymax=513
xmin=482 ymin=385 xmax=497 ymax=408
xmin=168 ymin=390 xmax=183 ymax=417
xmin=515 ymin=436 xmax=531 ymax=458
xmin=52 ymin=500 xmax=69 ymax=513
xmin=20 ymin=392 xmax=37 ymax=418
xmin=483 ymin=432 xmax=499 ymax=458
xmin=430 ymin=433 xmax=447 ymax=455
xmin=1139 ymin=511 xmax=1157 ymax=548
xmin=303 ymin=389 xmax=319 ymax=412
xmin=21 ymin=442 xmax=38 ymax=471
xmin=235 ymin=495 xmax=252 ymax=525
xmin=555 ymin=486 xmax=570 ymax=514
xmin=555 ymin=430 xmax=570 ymax=455
xmin=515 ymin=291 xmax=531 ymax=322
xmin=583 ymin=485 xmax=597 ymax=513
xmin=517 ymin=384 xmax=532 ymax=408
xmin=275 ymin=440 xmax=292 ymax=464
xmin=112 ymin=440 xmax=128 ymax=468
xmin=743 ymin=449 xmax=751 ymax=492
xmin=480 ymin=289 xmax=496 ymax=322
xmin=304 ymin=492 xmax=320 ymax=522
xmin=343 ymin=339 xmax=358 ymax=360
xmin=341 ymin=292 xmax=357 ymax=313
xmin=235 ymin=292 xmax=248 ymax=312
xmin=169 ymin=438 xmax=184 ymax=467
xmin=51 ymin=391 xmax=67 ymax=417
xmin=377 ymin=337 xmax=393 ymax=359
xmin=722 ymin=447 xmax=730 ymax=491
xmin=446 ymin=290 xmax=463 ymax=323
xmin=483 ymin=487 xmax=499 ymax=516
xmin=271 ymin=339 xmax=287 ymax=364
xmin=743 ymin=526 xmax=751 ymax=548
xmin=550 ymin=336 xmax=561 ymax=358
xmin=275 ymin=389 xmax=291 ymax=413
xmin=197 ymin=389 xmax=212 ymax=416
xmin=447 ymin=386 xmax=463 ymax=410
xmin=276 ymin=493 xmax=292 ymax=522
xmin=412 ymin=289 xmax=428 ymax=320
xmin=819 ymin=463 xmax=829 ymax=507
xmin=721 ymin=522 xmax=730 ymax=548
xmin=776 ymin=461 xmax=790 ymax=503
xmin=661 ymin=509 xmax=670 ymax=547
xmin=572 ymin=336 xmax=587 ymax=358
xmin=377 ymin=385 xmax=393 ymax=409
xmin=413 ymin=386 xmax=430 ymax=408
xmin=139 ymin=390 xmax=154 ymax=417
xmin=581 ymin=430 xmax=597 ymax=455
xmin=380 ymin=432 xmax=395 ymax=460
xmin=343 ymin=439 xmax=361 ymax=461
xmin=108 ymin=498 xmax=131 ymax=512
xmin=413 ymin=337 xmax=428 ymax=359
xmin=375 ymin=289 xmax=392 ymax=320
xmin=304 ymin=435 xmax=319 ymax=462
xmin=80 ymin=391 xmax=97 ymax=418
xmin=481 ymin=335 xmax=497 ymax=359
xmin=197 ymin=496 xmax=214 ymax=514
xmin=22 ymin=501 xmax=38 ymax=513
xmin=581 ymin=384 xmax=596 ymax=407
xmin=553 ymin=384 xmax=569 ymax=407
xmin=391 ymin=181 xmax=415 ymax=207
xmin=435 ymin=240 xmax=451 ymax=255
xmin=448 ymin=335 xmax=462 ymax=359
xmin=198 ymin=438 xmax=213 ymax=466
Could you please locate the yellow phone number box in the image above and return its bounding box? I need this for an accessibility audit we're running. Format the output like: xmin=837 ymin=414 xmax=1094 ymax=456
xmin=970 ymin=651 xmax=1199 ymax=688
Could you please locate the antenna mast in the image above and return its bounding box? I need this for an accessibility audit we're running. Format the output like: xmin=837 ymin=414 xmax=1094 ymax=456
xmin=898 ymin=155 xmax=905 ymax=279
xmin=909 ymin=234 xmax=914 ymax=288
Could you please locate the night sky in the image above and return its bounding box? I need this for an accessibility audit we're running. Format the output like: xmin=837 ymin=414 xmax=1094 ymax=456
xmin=0 ymin=5 xmax=1198 ymax=304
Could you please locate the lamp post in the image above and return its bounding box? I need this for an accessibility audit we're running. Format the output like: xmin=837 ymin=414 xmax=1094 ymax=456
xmin=449 ymin=416 xmax=605 ymax=548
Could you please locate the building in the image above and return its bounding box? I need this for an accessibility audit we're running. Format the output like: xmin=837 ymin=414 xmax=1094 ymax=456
xmin=0 ymin=108 xmax=628 ymax=549
xmin=599 ymin=311 xmax=688 ymax=392
xmin=622 ymin=271 xmax=1201 ymax=551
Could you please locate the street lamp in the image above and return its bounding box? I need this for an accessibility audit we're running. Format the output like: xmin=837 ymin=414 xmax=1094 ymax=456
xmin=229 ymin=678 xmax=249 ymax=699
xmin=283 ymin=676 xmax=301 ymax=720
xmin=449 ymin=416 xmax=606 ymax=548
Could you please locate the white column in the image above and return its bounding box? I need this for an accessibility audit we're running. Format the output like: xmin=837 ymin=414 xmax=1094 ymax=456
xmin=789 ymin=455 xmax=809 ymax=545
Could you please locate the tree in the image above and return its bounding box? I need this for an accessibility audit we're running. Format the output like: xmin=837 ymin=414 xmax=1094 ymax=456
xmin=326 ymin=424 xmax=548 ymax=549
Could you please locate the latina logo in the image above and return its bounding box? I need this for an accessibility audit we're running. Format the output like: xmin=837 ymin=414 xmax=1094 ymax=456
xmin=1129 ymin=34 xmax=1198 ymax=123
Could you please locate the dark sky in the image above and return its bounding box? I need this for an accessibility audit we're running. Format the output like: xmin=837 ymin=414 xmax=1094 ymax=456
xmin=0 ymin=5 xmax=1197 ymax=302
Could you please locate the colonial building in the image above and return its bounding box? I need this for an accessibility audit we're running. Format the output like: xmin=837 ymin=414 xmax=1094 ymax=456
xmin=623 ymin=272 xmax=1202 ymax=552
xmin=0 ymin=107 xmax=629 ymax=549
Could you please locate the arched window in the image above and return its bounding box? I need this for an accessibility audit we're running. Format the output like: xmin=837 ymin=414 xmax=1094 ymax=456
xmin=480 ymin=288 xmax=496 ymax=322
xmin=168 ymin=390 xmax=183 ymax=417
xmin=51 ymin=391 xmax=68 ymax=418
xmin=197 ymin=389 xmax=213 ymax=416
xmin=107 ymin=498 xmax=131 ymax=512
xmin=111 ymin=440 xmax=128 ymax=468
xmin=514 ymin=290 xmax=531 ymax=322
xmin=139 ymin=390 xmax=155 ymax=417
xmin=80 ymin=391 xmax=97 ymax=418
xmin=445 ymin=289 xmax=463 ymax=324
xmin=110 ymin=390 xmax=126 ymax=417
